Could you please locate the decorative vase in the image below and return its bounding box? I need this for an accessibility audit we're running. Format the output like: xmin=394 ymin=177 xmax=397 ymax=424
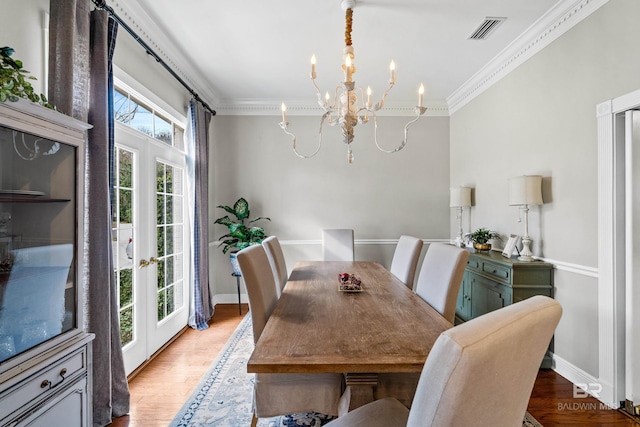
xmin=229 ymin=253 xmax=242 ymax=276
xmin=473 ymin=242 xmax=492 ymax=252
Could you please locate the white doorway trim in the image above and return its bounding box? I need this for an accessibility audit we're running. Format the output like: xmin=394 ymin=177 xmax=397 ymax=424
xmin=596 ymin=89 xmax=640 ymax=408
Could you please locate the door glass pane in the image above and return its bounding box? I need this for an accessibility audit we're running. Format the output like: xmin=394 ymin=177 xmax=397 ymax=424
xmin=114 ymin=90 xmax=133 ymax=125
xmin=130 ymin=99 xmax=153 ymax=137
xmin=156 ymin=160 xmax=184 ymax=323
xmin=154 ymin=114 xmax=172 ymax=145
xmin=113 ymin=147 xmax=136 ymax=346
xmin=174 ymin=126 xmax=184 ymax=151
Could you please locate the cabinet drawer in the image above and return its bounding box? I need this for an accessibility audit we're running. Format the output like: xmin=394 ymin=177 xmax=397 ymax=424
xmin=0 ymin=346 xmax=87 ymax=421
xmin=481 ymin=262 xmax=511 ymax=283
xmin=466 ymin=257 xmax=480 ymax=271
xmin=11 ymin=376 xmax=88 ymax=427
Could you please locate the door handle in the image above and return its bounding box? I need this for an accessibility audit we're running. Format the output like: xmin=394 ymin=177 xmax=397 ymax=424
xmin=139 ymin=257 xmax=159 ymax=269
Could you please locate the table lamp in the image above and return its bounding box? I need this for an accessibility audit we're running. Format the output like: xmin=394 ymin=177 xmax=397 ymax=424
xmin=450 ymin=187 xmax=472 ymax=248
xmin=508 ymin=175 xmax=543 ymax=261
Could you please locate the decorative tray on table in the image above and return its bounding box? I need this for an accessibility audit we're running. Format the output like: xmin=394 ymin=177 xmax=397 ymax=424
xmin=338 ymin=273 xmax=363 ymax=292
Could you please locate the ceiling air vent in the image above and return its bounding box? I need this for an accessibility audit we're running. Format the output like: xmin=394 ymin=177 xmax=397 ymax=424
xmin=468 ymin=17 xmax=507 ymax=40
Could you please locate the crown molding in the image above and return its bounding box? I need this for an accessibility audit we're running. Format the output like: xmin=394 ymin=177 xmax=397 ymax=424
xmin=447 ymin=0 xmax=609 ymax=115
xmin=213 ymin=99 xmax=450 ymax=117
xmin=106 ymin=0 xmax=607 ymax=118
xmin=106 ymin=0 xmax=221 ymax=108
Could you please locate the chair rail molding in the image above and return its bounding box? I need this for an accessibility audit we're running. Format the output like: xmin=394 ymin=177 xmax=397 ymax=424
xmin=535 ymin=257 xmax=598 ymax=278
xmin=210 ymin=238 xmax=451 ymax=248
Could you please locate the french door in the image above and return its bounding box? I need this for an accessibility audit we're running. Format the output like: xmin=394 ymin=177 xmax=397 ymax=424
xmin=113 ymin=125 xmax=190 ymax=375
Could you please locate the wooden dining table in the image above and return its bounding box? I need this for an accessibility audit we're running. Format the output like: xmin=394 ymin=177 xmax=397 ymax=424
xmin=246 ymin=260 xmax=453 ymax=410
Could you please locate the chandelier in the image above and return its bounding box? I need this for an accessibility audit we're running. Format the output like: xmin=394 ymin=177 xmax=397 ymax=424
xmin=279 ymin=0 xmax=426 ymax=163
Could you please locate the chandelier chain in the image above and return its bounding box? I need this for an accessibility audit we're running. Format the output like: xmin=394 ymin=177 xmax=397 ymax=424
xmin=345 ymin=8 xmax=353 ymax=47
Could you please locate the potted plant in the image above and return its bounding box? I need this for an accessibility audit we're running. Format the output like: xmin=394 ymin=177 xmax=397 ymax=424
xmin=214 ymin=197 xmax=270 ymax=275
xmin=463 ymin=228 xmax=501 ymax=252
xmin=1 ymin=46 xmax=54 ymax=108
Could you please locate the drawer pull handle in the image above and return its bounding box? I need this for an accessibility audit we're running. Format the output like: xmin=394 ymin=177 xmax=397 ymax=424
xmin=40 ymin=368 xmax=68 ymax=390
xmin=493 ymin=269 xmax=497 ymax=273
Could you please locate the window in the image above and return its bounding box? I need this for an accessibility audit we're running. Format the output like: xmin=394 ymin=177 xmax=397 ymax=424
xmin=113 ymin=88 xmax=185 ymax=148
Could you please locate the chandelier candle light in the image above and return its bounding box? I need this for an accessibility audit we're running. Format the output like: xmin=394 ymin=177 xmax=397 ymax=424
xmin=508 ymin=175 xmax=543 ymax=262
xmin=279 ymin=0 xmax=427 ymax=163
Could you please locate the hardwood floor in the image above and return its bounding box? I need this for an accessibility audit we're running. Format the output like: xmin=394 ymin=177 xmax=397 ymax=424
xmin=109 ymin=303 xmax=639 ymax=427
xmin=109 ymin=304 xmax=249 ymax=427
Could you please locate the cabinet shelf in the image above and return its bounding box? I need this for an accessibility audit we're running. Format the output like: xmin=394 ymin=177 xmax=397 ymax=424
xmin=0 ymin=190 xmax=70 ymax=203
xmin=0 ymin=196 xmax=71 ymax=203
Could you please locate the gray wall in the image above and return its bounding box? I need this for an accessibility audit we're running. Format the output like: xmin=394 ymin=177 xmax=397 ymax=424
xmin=3 ymin=0 xmax=50 ymax=97
xmin=11 ymin=0 xmax=640 ymax=384
xmin=112 ymin=34 xmax=189 ymax=116
xmin=209 ymin=114 xmax=451 ymax=297
xmin=450 ymin=0 xmax=640 ymax=377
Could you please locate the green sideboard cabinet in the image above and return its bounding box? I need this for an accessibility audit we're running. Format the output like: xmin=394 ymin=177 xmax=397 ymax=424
xmin=455 ymin=249 xmax=555 ymax=368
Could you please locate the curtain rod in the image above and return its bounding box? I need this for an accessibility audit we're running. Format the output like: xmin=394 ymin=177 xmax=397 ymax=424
xmin=92 ymin=0 xmax=216 ymax=116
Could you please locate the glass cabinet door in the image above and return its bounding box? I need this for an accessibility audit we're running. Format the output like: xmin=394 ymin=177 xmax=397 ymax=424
xmin=0 ymin=125 xmax=77 ymax=363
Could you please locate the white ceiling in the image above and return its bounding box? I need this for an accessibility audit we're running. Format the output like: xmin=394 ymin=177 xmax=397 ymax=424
xmin=106 ymin=0 xmax=598 ymax=115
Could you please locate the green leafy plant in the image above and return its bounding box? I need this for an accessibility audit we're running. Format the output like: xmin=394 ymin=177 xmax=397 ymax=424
xmin=0 ymin=46 xmax=54 ymax=109
xmin=463 ymin=228 xmax=501 ymax=245
xmin=214 ymin=197 xmax=270 ymax=254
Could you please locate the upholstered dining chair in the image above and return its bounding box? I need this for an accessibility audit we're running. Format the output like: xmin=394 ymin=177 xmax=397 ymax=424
xmin=262 ymin=236 xmax=288 ymax=298
xmin=322 ymin=229 xmax=355 ymax=261
xmin=236 ymin=245 xmax=344 ymax=426
xmin=414 ymin=243 xmax=469 ymax=323
xmin=324 ymin=295 xmax=562 ymax=427
xmin=389 ymin=235 xmax=423 ymax=289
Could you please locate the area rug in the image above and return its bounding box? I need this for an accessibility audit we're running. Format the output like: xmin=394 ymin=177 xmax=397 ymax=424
xmin=169 ymin=314 xmax=333 ymax=427
xmin=170 ymin=313 xmax=543 ymax=426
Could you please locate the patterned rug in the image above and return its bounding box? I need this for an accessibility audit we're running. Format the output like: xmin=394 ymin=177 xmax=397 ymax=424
xmin=170 ymin=313 xmax=543 ymax=426
xmin=169 ymin=314 xmax=333 ymax=426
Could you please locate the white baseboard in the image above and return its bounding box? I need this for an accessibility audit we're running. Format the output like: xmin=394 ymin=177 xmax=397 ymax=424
xmin=212 ymin=293 xmax=247 ymax=306
xmin=553 ymin=353 xmax=617 ymax=408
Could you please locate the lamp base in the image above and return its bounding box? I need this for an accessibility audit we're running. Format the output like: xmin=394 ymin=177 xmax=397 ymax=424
xmin=453 ymin=236 xmax=464 ymax=248
xmin=518 ymin=236 xmax=536 ymax=262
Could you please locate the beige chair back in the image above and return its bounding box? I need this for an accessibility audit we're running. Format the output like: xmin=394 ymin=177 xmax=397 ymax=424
xmin=236 ymin=244 xmax=278 ymax=344
xmin=389 ymin=235 xmax=423 ymax=289
xmin=322 ymin=229 xmax=354 ymax=261
xmin=414 ymin=243 xmax=469 ymax=323
xmin=262 ymin=236 xmax=288 ymax=298
xmin=239 ymin=246 xmax=344 ymax=419
xmin=407 ymin=295 xmax=562 ymax=427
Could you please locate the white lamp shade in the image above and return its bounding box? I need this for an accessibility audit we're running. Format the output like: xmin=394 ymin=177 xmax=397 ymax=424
xmin=508 ymin=175 xmax=543 ymax=206
xmin=450 ymin=187 xmax=472 ymax=208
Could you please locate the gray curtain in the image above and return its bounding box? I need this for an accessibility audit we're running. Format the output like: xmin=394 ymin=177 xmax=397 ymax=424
xmin=186 ymin=99 xmax=214 ymax=329
xmin=49 ymin=2 xmax=130 ymax=426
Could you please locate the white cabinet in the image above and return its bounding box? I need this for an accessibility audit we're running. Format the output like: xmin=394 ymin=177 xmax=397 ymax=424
xmin=0 ymin=334 xmax=93 ymax=426
xmin=0 ymin=100 xmax=93 ymax=425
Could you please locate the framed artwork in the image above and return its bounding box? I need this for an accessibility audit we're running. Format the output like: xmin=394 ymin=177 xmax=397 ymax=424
xmin=502 ymin=234 xmax=521 ymax=258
